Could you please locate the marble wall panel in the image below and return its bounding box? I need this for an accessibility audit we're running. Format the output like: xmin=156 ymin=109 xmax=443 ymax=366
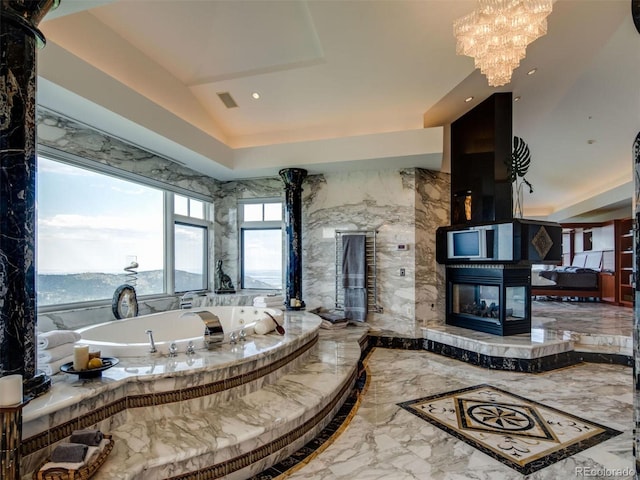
xmin=36 ymin=111 xmax=217 ymax=199
xmin=33 ymin=111 xmax=450 ymax=340
xmin=302 ymin=168 xmax=449 ymax=337
xmin=415 ymin=168 xmax=450 ymax=329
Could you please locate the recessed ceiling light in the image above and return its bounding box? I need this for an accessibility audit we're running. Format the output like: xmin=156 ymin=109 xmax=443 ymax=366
xmin=251 ymin=92 xmax=261 ymax=100
xmin=514 ymin=96 xmax=521 ymax=102
xmin=464 ymin=96 xmax=474 ymax=103
xmin=527 ymin=68 xmax=537 ymax=76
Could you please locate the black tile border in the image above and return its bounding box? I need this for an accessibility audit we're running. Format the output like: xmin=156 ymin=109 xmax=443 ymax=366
xmin=397 ymin=383 xmax=623 ymax=475
xmin=423 ymin=338 xmax=583 ymax=373
xmin=368 ymin=335 xmax=423 ymax=350
xmin=576 ymin=351 xmax=634 ymax=367
xmin=423 ymin=338 xmax=633 ymax=372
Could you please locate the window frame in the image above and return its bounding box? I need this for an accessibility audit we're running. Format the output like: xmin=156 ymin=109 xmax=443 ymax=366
xmin=238 ymin=198 xmax=283 ymax=290
xmin=172 ymin=216 xmax=210 ymax=294
xmin=36 ymin=147 xmax=213 ymax=312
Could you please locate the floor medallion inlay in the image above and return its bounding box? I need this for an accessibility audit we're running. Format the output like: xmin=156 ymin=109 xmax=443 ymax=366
xmin=398 ymin=384 xmax=622 ymax=474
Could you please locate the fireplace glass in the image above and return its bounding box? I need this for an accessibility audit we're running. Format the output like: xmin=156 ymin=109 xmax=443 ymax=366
xmin=452 ymin=284 xmax=525 ymax=320
xmin=446 ymin=267 xmax=531 ymax=335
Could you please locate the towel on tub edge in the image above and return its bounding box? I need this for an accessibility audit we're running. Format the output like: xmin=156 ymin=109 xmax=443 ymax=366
xmin=37 ymin=343 xmax=75 ymax=363
xmin=38 ymin=355 xmax=73 ymax=376
xmin=37 ymin=330 xmax=81 ymax=350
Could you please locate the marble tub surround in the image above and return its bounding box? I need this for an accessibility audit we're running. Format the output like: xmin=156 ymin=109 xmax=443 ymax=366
xmin=91 ymin=337 xmax=359 ymax=480
xmin=20 ymin=311 xmax=324 ymax=477
xmin=19 ymin=318 xmax=362 ymax=480
xmin=37 ymin=293 xmax=181 ymax=332
xmin=285 ymin=348 xmax=633 ymax=480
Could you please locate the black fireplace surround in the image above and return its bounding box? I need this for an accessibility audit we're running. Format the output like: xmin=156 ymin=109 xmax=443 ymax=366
xmin=436 ymin=219 xmax=562 ymax=336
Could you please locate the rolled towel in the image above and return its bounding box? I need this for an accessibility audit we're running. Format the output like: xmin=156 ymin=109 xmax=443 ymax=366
xmin=254 ymin=317 xmax=277 ymax=335
xmin=38 ymin=355 xmax=73 ymax=376
xmin=37 ymin=343 xmax=75 ymax=363
xmin=37 ymin=330 xmax=81 ymax=350
xmin=51 ymin=443 xmax=88 ymax=463
xmin=70 ymin=429 xmax=104 ymax=446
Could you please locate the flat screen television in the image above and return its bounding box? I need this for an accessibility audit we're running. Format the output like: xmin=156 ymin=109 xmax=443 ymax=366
xmin=447 ymin=228 xmax=492 ymax=260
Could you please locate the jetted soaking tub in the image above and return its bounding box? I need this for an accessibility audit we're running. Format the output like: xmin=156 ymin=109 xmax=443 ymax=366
xmin=77 ymin=306 xmax=282 ymax=357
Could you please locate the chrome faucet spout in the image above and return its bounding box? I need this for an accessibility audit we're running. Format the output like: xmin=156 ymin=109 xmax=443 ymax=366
xmin=145 ymin=329 xmax=157 ymax=353
xmin=180 ymin=291 xmax=202 ymax=309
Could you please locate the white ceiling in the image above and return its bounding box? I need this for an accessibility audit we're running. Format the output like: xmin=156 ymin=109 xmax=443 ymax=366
xmin=38 ymin=0 xmax=639 ymax=222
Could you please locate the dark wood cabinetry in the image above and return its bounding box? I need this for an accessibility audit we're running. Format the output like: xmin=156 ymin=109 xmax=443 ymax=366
xmin=599 ymin=272 xmax=615 ymax=304
xmin=616 ymin=218 xmax=634 ymax=307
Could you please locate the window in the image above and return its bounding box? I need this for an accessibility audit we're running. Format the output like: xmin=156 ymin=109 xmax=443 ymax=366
xmin=174 ymin=195 xmax=209 ymax=293
xmin=37 ymin=157 xmax=212 ymax=307
xmin=239 ymin=200 xmax=283 ymax=289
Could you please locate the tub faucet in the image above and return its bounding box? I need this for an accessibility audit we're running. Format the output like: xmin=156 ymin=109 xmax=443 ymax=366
xmin=145 ymin=329 xmax=157 ymax=353
xmin=180 ymin=291 xmax=200 ymax=309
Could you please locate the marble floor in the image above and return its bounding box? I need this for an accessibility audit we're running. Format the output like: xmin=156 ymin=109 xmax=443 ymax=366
xmin=530 ymin=299 xmax=633 ymax=337
xmin=281 ymin=301 xmax=634 ymax=479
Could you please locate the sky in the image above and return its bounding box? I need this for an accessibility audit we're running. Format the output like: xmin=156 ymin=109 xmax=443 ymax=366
xmin=37 ymin=157 xmax=282 ymax=278
xmin=37 ymin=157 xmax=165 ymax=274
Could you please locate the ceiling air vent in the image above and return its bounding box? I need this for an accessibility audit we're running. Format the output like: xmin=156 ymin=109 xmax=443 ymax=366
xmin=217 ymin=92 xmax=238 ymax=109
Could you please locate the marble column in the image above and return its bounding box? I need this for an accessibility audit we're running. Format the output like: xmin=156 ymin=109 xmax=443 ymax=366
xmin=279 ymin=168 xmax=307 ymax=310
xmin=0 ymin=0 xmax=58 ymax=400
xmin=633 ymin=131 xmax=640 ymax=476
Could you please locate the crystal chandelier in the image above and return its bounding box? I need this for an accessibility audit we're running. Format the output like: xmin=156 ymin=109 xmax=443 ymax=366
xmin=454 ymin=0 xmax=553 ymax=87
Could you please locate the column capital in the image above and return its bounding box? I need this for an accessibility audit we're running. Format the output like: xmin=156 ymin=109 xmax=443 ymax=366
xmin=1 ymin=0 xmax=59 ymax=46
xmin=279 ymin=168 xmax=308 ymax=190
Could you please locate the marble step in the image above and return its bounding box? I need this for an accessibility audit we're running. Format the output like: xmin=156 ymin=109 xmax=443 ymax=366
xmin=91 ymin=335 xmax=361 ymax=480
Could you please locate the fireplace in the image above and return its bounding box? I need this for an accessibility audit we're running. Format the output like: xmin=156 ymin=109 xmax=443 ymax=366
xmin=447 ymin=265 xmax=531 ymax=336
xmin=436 ymin=219 xmax=561 ymax=336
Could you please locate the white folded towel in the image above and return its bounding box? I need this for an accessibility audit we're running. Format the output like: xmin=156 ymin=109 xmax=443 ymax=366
xmin=39 ymin=438 xmax=109 ymax=472
xmin=38 ymin=355 xmax=73 ymax=376
xmin=37 ymin=330 xmax=81 ymax=350
xmin=254 ymin=317 xmax=277 ymax=335
xmin=253 ymin=295 xmax=283 ymax=302
xmin=254 ymin=301 xmax=284 ymax=308
xmin=38 ymin=343 xmax=75 ymax=363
